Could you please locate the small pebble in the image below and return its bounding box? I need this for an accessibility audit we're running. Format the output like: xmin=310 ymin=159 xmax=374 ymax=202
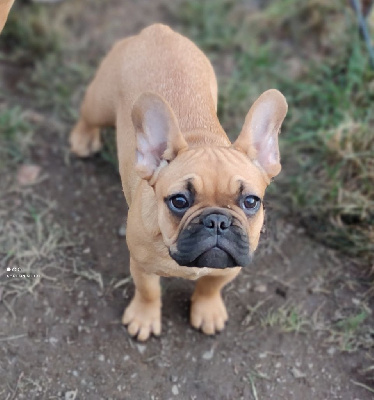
xmin=65 ymin=390 xmax=78 ymax=400
xmin=172 ymin=385 xmax=179 ymax=395
xmin=202 ymin=348 xmax=214 ymax=360
xmin=291 ymin=367 xmax=306 ymax=379
xmin=136 ymin=344 xmax=146 ymax=354
xmin=118 ymin=222 xmax=127 ymax=236
xmin=254 ymin=284 xmax=267 ymax=293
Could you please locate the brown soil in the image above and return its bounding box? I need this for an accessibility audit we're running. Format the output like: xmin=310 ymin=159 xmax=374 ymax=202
xmin=0 ymin=1 xmax=373 ymax=399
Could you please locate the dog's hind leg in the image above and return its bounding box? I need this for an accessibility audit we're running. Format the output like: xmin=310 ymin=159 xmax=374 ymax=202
xmin=69 ymin=41 xmax=124 ymax=157
xmin=69 ymin=74 xmax=116 ymax=157
xmin=69 ymin=118 xmax=102 ymax=157
xmin=69 ymin=77 xmax=113 ymax=157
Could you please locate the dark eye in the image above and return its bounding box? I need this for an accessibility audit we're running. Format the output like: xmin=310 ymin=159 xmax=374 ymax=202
xmin=240 ymin=195 xmax=261 ymax=214
xmin=168 ymin=194 xmax=190 ymax=213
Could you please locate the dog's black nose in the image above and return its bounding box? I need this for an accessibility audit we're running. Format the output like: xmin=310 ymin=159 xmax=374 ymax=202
xmin=202 ymin=213 xmax=232 ymax=233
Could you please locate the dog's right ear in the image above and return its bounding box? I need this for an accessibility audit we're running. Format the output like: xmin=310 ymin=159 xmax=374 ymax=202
xmin=131 ymin=92 xmax=188 ymax=181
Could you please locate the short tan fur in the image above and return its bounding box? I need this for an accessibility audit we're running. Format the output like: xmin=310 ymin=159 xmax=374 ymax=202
xmin=70 ymin=24 xmax=287 ymax=341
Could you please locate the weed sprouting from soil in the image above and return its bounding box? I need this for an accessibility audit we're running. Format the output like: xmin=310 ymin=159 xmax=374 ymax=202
xmin=326 ymin=308 xmax=373 ymax=352
xmin=261 ymin=304 xmax=310 ymax=333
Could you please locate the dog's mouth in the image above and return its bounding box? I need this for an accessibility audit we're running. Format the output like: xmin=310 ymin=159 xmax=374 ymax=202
xmin=169 ymin=208 xmax=252 ymax=269
xmin=169 ymin=236 xmax=251 ymax=269
xmin=186 ymin=246 xmax=236 ymax=269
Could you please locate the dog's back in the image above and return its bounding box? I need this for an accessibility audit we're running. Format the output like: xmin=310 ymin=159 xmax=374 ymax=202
xmin=70 ymin=23 xmax=288 ymax=341
xmin=89 ymin=24 xmax=220 ymax=133
xmin=74 ymin=24 xmax=228 ymax=201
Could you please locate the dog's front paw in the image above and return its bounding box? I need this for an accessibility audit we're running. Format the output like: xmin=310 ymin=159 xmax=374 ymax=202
xmin=122 ymin=297 xmax=161 ymax=341
xmin=190 ymin=294 xmax=228 ymax=335
xmin=69 ymin=121 xmax=102 ymax=157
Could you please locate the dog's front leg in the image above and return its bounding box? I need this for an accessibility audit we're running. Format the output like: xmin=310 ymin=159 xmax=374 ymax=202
xmin=190 ymin=268 xmax=241 ymax=335
xmin=122 ymin=258 xmax=161 ymax=341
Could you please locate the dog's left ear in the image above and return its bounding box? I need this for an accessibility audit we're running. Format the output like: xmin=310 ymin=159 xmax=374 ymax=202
xmin=132 ymin=92 xmax=188 ymax=181
xmin=233 ymin=89 xmax=288 ymax=179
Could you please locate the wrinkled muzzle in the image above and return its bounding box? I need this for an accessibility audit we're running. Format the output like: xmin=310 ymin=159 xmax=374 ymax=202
xmin=169 ymin=209 xmax=252 ymax=269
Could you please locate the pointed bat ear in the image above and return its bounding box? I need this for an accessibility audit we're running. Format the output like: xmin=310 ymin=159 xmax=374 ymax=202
xmin=233 ymin=89 xmax=288 ymax=179
xmin=131 ymin=92 xmax=188 ymax=181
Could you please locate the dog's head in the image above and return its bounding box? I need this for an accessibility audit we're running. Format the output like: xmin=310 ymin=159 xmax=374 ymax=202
xmin=131 ymin=90 xmax=287 ymax=269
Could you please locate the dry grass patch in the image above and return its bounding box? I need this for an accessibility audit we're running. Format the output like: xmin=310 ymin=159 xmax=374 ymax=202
xmin=0 ymin=181 xmax=72 ymax=317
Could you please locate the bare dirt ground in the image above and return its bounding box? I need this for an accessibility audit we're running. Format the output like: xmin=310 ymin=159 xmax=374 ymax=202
xmin=0 ymin=1 xmax=373 ymax=399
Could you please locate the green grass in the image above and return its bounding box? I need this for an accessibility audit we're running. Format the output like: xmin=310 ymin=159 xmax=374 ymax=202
xmin=100 ymin=127 xmax=118 ymax=167
xmin=279 ymin=45 xmax=374 ymax=258
xmin=0 ymin=2 xmax=93 ymax=122
xmin=0 ymin=105 xmax=33 ymax=169
xmin=175 ymin=0 xmax=374 ymax=264
xmin=19 ymin=56 xmax=92 ymax=121
xmin=261 ymin=305 xmax=310 ymax=333
xmin=0 ymin=2 xmax=117 ymax=177
xmin=0 ymin=2 xmax=61 ymax=64
xmin=329 ymin=310 xmax=371 ymax=352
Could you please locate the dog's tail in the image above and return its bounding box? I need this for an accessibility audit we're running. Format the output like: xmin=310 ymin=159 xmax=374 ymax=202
xmin=0 ymin=0 xmax=15 ymax=34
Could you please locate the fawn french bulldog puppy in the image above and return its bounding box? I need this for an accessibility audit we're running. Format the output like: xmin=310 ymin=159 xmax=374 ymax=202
xmin=70 ymin=24 xmax=287 ymax=341
xmin=0 ymin=0 xmax=14 ymax=33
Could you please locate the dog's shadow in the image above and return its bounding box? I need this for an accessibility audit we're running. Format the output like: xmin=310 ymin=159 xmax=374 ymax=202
xmin=161 ymin=278 xmax=194 ymax=325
